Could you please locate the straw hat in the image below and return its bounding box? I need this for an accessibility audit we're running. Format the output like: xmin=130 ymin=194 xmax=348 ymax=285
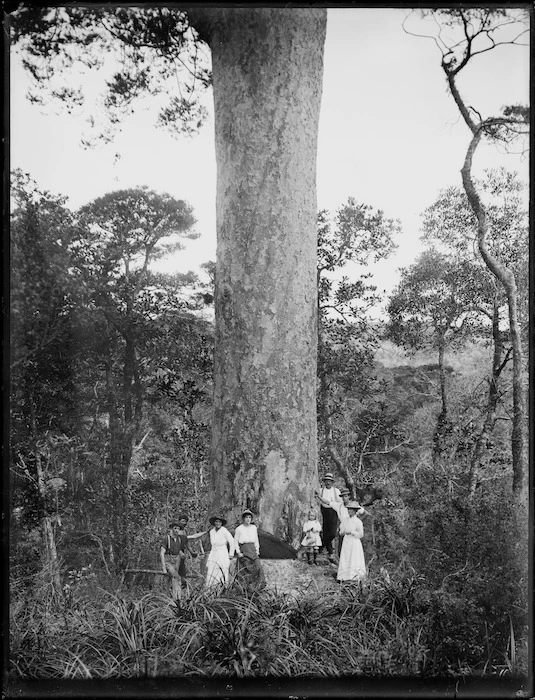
xmin=346 ymin=501 xmax=365 ymax=515
xmin=209 ymin=515 xmax=227 ymax=526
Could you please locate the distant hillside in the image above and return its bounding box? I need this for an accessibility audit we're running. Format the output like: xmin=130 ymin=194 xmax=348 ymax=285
xmin=374 ymin=339 xmax=493 ymax=376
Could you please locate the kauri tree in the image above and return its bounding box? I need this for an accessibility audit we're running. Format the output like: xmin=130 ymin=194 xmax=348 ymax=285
xmin=10 ymin=6 xmax=328 ymax=544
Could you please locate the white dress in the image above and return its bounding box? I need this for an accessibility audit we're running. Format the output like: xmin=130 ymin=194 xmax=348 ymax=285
xmin=301 ymin=519 xmax=322 ymax=547
xmin=205 ymin=526 xmax=236 ymax=588
xmin=337 ymin=515 xmax=366 ymax=581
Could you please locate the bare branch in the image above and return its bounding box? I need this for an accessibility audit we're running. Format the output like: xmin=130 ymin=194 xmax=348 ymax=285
xmin=363 ymin=438 xmax=411 ymax=456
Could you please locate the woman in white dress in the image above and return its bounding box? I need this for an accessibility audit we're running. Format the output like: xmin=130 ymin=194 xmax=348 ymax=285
xmin=337 ymin=501 xmax=366 ymax=583
xmin=205 ymin=515 xmax=236 ymax=588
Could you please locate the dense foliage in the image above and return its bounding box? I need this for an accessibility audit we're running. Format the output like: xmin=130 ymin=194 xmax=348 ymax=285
xmin=8 ymin=172 xmax=529 ymax=681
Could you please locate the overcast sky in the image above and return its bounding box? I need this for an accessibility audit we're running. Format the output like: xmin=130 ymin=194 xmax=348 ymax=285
xmin=10 ymin=7 xmax=530 ymax=306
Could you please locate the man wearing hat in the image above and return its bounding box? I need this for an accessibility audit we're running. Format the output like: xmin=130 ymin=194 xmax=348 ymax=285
xmin=317 ymin=473 xmax=341 ymax=562
xmin=159 ymin=516 xmax=207 ymax=600
xmin=234 ymin=509 xmax=266 ymax=589
xmin=317 ymin=486 xmax=351 ymax=559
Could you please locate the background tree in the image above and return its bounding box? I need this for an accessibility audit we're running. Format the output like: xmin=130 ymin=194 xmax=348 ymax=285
xmin=420 ymin=170 xmax=528 ymax=498
xmin=317 ymin=198 xmax=399 ymax=498
xmin=10 ymin=174 xmax=213 ymax=578
xmin=404 ymin=7 xmax=529 ymax=495
xmin=387 ymin=249 xmax=488 ymax=465
xmin=11 ymin=6 xmax=329 ymax=544
xmin=71 ymin=188 xmax=197 ymax=568
xmin=10 ymin=171 xmax=78 ymax=594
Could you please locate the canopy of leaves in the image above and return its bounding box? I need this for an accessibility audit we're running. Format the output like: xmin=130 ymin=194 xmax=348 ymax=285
xmin=420 ymin=169 xmax=528 ymax=334
xmin=387 ymin=249 xmax=489 ymax=352
xmin=72 ymin=188 xmax=197 ymax=317
xmin=11 ymin=171 xmax=80 ymax=435
xmin=421 ymin=168 xmax=527 ymax=266
xmin=318 ymin=198 xmax=399 ymax=393
xmin=9 ymin=5 xmax=212 ymax=143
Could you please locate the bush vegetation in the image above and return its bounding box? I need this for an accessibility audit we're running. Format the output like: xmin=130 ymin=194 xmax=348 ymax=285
xmin=10 ymin=542 xmax=528 ymax=680
xmin=8 ymin=172 xmax=529 ymax=682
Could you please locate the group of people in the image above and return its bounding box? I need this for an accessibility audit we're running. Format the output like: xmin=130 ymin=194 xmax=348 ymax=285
xmin=159 ymin=509 xmax=265 ymax=600
xmin=159 ymin=473 xmax=366 ymax=601
xmin=301 ymin=472 xmax=367 ymax=583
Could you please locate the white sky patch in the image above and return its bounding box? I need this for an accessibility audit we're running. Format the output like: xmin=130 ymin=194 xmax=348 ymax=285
xmin=10 ymin=8 xmax=529 ymax=300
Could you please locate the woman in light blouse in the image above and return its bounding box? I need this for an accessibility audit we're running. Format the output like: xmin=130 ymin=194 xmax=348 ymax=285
xmin=234 ymin=509 xmax=266 ymax=589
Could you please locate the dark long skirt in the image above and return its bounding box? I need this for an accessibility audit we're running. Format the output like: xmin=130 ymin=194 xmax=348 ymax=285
xmin=236 ymin=543 xmax=266 ymax=589
xmin=320 ymin=506 xmax=339 ymax=556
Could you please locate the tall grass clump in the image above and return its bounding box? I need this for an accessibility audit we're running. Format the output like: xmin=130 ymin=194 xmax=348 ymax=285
xmin=9 ymin=560 xmax=528 ymax=679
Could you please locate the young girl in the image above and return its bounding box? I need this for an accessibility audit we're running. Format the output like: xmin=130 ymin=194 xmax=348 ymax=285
xmin=301 ymin=508 xmax=322 ymax=565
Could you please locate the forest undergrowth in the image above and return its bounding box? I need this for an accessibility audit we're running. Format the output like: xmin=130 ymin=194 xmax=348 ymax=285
xmin=9 ymin=559 xmax=528 ymax=680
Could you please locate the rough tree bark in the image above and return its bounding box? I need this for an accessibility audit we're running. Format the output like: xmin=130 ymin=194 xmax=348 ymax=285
xmin=190 ymin=8 xmax=327 ymax=544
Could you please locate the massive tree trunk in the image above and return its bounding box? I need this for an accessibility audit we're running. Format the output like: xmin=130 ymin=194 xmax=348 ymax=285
xmin=192 ymin=8 xmax=327 ymax=544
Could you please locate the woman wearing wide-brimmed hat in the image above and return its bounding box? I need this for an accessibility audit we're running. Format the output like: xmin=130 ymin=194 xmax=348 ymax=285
xmin=234 ymin=509 xmax=266 ymax=589
xmin=205 ymin=515 xmax=236 ymax=588
xmin=337 ymin=501 xmax=366 ymax=583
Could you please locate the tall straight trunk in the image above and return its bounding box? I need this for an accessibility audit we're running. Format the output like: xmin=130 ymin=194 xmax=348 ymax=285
xmin=196 ymin=8 xmax=327 ymax=544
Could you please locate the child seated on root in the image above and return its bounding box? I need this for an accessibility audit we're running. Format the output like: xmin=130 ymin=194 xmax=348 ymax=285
xmin=301 ymin=508 xmax=322 ymax=565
